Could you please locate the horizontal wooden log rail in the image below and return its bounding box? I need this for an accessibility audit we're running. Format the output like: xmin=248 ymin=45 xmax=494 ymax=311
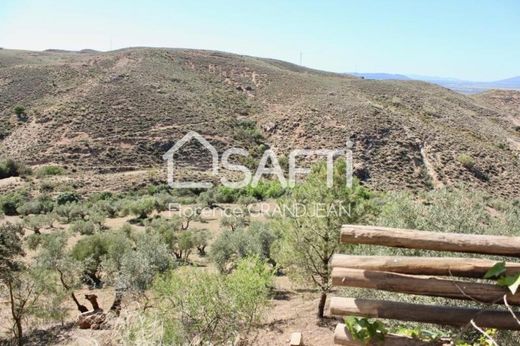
xmin=333 ymin=323 xmax=441 ymax=346
xmin=330 ymin=255 xmax=520 ymax=278
xmin=332 ymin=267 xmax=519 ymax=305
xmin=341 ymin=225 xmax=520 ymax=257
xmin=330 ymin=298 xmax=520 ymax=331
xmin=331 ymin=225 xmax=520 ymax=343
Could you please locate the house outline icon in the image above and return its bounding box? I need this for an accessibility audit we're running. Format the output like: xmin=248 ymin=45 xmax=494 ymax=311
xmin=163 ymin=131 xmax=219 ymax=189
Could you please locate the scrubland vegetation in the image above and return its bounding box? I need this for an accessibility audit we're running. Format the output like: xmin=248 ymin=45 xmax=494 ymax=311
xmin=0 ymin=159 xmax=519 ymax=345
xmin=1 ymin=46 xmax=519 ymax=345
xmin=0 ymin=158 xmax=31 ymax=180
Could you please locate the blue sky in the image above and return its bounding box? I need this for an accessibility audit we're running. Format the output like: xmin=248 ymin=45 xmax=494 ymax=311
xmin=0 ymin=0 xmax=518 ymax=81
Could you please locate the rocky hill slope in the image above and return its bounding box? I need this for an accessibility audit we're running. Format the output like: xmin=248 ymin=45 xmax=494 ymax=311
xmin=1 ymin=48 xmax=519 ymax=196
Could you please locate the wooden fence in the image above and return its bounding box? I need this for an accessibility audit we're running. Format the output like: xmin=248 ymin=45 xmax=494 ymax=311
xmin=330 ymin=225 xmax=520 ymax=345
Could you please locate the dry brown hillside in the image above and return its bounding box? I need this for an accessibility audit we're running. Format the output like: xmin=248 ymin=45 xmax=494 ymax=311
xmin=1 ymin=48 xmax=519 ymax=196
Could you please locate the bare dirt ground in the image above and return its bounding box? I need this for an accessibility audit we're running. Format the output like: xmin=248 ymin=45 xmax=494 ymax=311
xmin=251 ymin=277 xmax=337 ymax=346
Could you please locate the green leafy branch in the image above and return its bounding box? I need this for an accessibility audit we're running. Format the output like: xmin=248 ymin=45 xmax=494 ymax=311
xmin=484 ymin=262 xmax=520 ymax=294
xmin=344 ymin=316 xmax=386 ymax=344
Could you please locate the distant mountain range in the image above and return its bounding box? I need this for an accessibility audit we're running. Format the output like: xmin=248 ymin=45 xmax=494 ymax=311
xmin=348 ymin=73 xmax=520 ymax=94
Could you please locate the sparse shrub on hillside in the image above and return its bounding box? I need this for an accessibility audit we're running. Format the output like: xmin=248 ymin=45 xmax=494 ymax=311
xmin=215 ymin=185 xmax=241 ymax=203
xmin=23 ymin=214 xmax=55 ymax=234
xmin=236 ymin=195 xmax=257 ymax=206
xmin=456 ymin=154 xmax=490 ymax=181
xmin=0 ymin=158 xmax=31 ymax=179
xmin=35 ymin=165 xmax=64 ymax=177
xmin=93 ymin=199 xmax=120 ymax=218
xmin=17 ymin=194 xmax=54 ymax=215
xmin=140 ymin=257 xmax=272 ymax=345
xmin=86 ymin=208 xmax=107 ymax=228
xmin=0 ymin=190 xmax=30 ymax=216
xmin=14 ymin=106 xmax=25 ymax=117
xmin=125 ymin=197 xmax=156 ymax=220
xmin=55 ymin=202 xmax=87 ymax=223
xmin=244 ymin=180 xmax=286 ymax=200
xmin=234 ymin=119 xmax=265 ymax=144
xmin=278 ymin=154 xmax=289 ymax=172
xmin=70 ymin=220 xmax=97 ymax=235
xmin=39 ymin=180 xmax=57 ymax=193
xmin=457 ymin=154 xmax=475 ymax=170
xmin=14 ymin=106 xmax=29 ymax=122
xmin=197 ymin=190 xmax=219 ymax=209
xmin=56 ymin=191 xmax=81 ymax=205
xmin=145 ymin=183 xmax=172 ymax=196
xmin=168 ymin=187 xmax=203 ymax=204
xmin=1 ymin=199 xmax=18 ymax=216
xmin=212 ymin=180 xmax=287 ymax=204
xmin=88 ymin=191 xmax=114 ymax=203
xmin=153 ymin=192 xmax=177 ymax=212
xmin=391 ymin=96 xmax=402 ymax=106
xmin=497 ymin=142 xmax=507 ymax=150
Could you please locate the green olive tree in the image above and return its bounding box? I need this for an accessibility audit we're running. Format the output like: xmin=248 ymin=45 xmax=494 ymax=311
xmin=272 ymin=161 xmax=375 ymax=318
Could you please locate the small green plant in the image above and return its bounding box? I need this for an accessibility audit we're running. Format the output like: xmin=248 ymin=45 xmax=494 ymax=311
xmin=14 ymin=106 xmax=25 ymax=117
xmin=17 ymin=195 xmax=54 ymax=215
xmin=485 ymin=262 xmax=520 ymax=294
xmin=344 ymin=316 xmax=386 ymax=344
xmin=94 ymin=199 xmax=120 ymax=218
xmin=55 ymin=202 xmax=87 ymax=223
xmin=126 ymin=196 xmax=157 ymax=219
xmin=35 ymin=165 xmax=64 ymax=177
xmin=394 ymin=326 xmax=443 ymax=342
xmin=197 ymin=190 xmax=220 ymax=209
xmin=14 ymin=106 xmax=28 ymax=122
xmin=56 ymin=191 xmax=81 ymax=205
xmin=233 ymin=119 xmax=265 ymax=144
xmin=0 ymin=159 xmax=31 ymax=179
xmin=457 ymin=154 xmax=475 ymax=170
xmin=454 ymin=328 xmax=497 ymax=345
xmin=70 ymin=220 xmax=97 ymax=235
xmin=0 ymin=190 xmax=30 ymax=216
